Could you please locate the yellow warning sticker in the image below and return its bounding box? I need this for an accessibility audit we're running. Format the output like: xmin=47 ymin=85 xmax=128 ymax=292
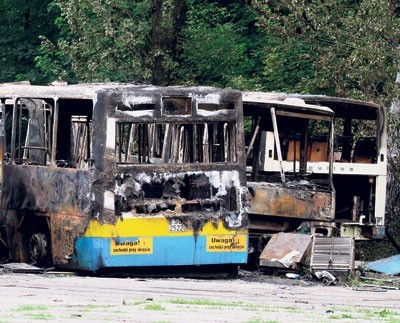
xmin=206 ymin=235 xmax=247 ymax=252
xmin=110 ymin=238 xmax=153 ymax=255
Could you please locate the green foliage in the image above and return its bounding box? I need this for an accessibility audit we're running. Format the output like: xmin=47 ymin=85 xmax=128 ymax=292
xmin=174 ymin=2 xmax=267 ymax=89
xmin=178 ymin=1 xmax=261 ymax=88
xmin=178 ymin=1 xmax=317 ymax=92
xmin=260 ymin=36 xmax=318 ymax=93
xmin=45 ymin=0 xmax=153 ymax=83
xmin=36 ymin=0 xmax=189 ymax=84
xmin=0 ymin=0 xmax=59 ymax=84
xmin=250 ymin=0 xmax=400 ymax=102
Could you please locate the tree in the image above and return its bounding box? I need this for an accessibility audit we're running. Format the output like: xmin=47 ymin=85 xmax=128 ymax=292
xmin=250 ymin=0 xmax=400 ymax=103
xmin=36 ymin=0 xmax=317 ymax=90
xmin=0 ymin=0 xmax=59 ymax=84
xmin=37 ymin=0 xmax=188 ymax=85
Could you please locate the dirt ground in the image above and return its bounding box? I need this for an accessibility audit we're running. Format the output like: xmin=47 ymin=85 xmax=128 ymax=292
xmin=0 ymin=268 xmax=399 ymax=323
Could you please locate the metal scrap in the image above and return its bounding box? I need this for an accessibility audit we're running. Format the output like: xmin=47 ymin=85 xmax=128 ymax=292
xmin=259 ymin=232 xmax=312 ymax=270
xmin=366 ymin=254 xmax=400 ymax=275
xmin=315 ymin=270 xmax=337 ymax=285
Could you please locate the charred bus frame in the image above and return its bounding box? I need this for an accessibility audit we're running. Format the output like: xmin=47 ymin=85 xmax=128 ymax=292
xmin=243 ymin=93 xmax=336 ymax=256
xmin=0 ymin=84 xmax=248 ymax=272
xmin=294 ymin=94 xmax=387 ymax=240
xmin=243 ymin=92 xmax=386 ymax=259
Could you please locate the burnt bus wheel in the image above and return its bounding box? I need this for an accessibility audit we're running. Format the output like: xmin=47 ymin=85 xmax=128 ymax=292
xmin=28 ymin=233 xmax=48 ymax=265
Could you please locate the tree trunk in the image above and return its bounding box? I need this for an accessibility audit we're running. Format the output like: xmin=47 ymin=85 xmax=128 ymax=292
xmin=149 ymin=0 xmax=187 ymax=85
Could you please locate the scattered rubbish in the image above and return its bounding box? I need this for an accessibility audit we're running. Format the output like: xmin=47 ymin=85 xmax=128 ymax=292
xmin=358 ymin=275 xmax=400 ymax=292
xmin=0 ymin=263 xmax=44 ymax=274
xmin=259 ymin=233 xmax=312 ymax=270
xmin=365 ymin=254 xmax=400 ymax=275
xmin=295 ymin=300 xmax=309 ymax=304
xmin=279 ymin=285 xmax=291 ymax=289
xmin=359 ymin=276 xmax=400 ymax=285
xmin=352 ymin=287 xmax=387 ymax=292
xmin=362 ymin=284 xmax=399 ymax=290
xmin=299 ymin=280 xmax=310 ymax=286
xmin=315 ymin=271 xmax=337 ymax=285
xmin=44 ymin=270 xmax=78 ymax=276
xmin=286 ymin=273 xmax=301 ymax=279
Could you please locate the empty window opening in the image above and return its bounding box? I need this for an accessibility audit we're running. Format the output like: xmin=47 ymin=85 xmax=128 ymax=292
xmin=163 ymin=97 xmax=192 ymax=115
xmin=116 ymin=122 xmax=237 ymax=164
xmin=8 ymin=99 xmax=52 ymax=166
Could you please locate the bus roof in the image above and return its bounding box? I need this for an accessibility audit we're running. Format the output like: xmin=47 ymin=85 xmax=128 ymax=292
xmin=289 ymin=94 xmax=382 ymax=120
xmin=243 ymin=92 xmax=334 ymax=116
xmin=243 ymin=91 xmax=383 ymax=120
xmin=0 ymin=83 xmax=142 ymax=100
xmin=0 ymin=83 xmax=242 ymax=101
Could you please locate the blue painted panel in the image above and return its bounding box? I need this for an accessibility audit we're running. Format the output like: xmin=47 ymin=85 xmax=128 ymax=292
xmin=366 ymin=254 xmax=400 ymax=275
xmin=73 ymin=236 xmax=248 ymax=271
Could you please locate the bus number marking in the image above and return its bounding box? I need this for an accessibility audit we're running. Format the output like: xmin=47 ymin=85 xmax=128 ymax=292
xmin=169 ymin=219 xmax=188 ymax=232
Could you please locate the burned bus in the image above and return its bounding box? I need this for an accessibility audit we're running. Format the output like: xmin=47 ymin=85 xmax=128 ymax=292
xmin=243 ymin=93 xmax=335 ymax=255
xmin=243 ymin=92 xmax=386 ymax=259
xmin=294 ymin=94 xmax=387 ymax=240
xmin=0 ymin=84 xmax=248 ymax=272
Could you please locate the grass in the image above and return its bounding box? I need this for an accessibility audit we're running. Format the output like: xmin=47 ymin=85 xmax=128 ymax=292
xmin=13 ymin=304 xmax=54 ymax=320
xmin=167 ymin=298 xmax=244 ymax=307
xmin=376 ymin=309 xmax=399 ymax=317
xmin=129 ymin=300 xmax=146 ymax=305
xmin=326 ymin=306 xmax=400 ymax=321
xmin=144 ymin=303 xmax=166 ymax=311
xmin=165 ymin=298 xmax=302 ymax=315
xmin=280 ymin=305 xmax=299 ymax=312
xmin=15 ymin=304 xmax=48 ymax=312
xmin=11 ymin=299 xmax=399 ymax=322
xmin=26 ymin=312 xmax=54 ymax=320
xmin=82 ymin=304 xmax=113 ymax=310
xmin=247 ymin=318 xmax=279 ymax=323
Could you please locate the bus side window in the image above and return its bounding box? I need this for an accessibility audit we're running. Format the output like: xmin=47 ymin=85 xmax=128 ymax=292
xmin=70 ymin=116 xmax=91 ymax=168
xmin=12 ymin=100 xmax=51 ymax=166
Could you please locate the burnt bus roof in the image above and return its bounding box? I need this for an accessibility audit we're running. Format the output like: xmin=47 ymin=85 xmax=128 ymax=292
xmin=100 ymin=85 xmax=242 ymax=104
xmin=243 ymin=92 xmax=334 ymax=117
xmin=0 ymin=83 xmax=138 ymax=99
xmin=289 ymin=94 xmax=383 ymax=120
xmin=0 ymin=83 xmax=242 ymax=101
xmin=242 ymin=91 xmax=382 ymax=120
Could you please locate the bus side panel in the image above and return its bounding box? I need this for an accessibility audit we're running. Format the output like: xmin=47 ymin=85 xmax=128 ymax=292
xmin=248 ymin=184 xmax=334 ymax=220
xmin=2 ymin=165 xmax=92 ymax=264
xmin=2 ymin=165 xmax=91 ymax=213
xmin=71 ymin=218 xmax=248 ymax=271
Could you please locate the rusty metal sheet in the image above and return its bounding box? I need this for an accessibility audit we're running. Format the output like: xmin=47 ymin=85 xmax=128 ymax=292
xmin=50 ymin=210 xmax=89 ymax=266
xmin=259 ymin=232 xmax=312 ymax=269
xmin=248 ymin=182 xmax=334 ymax=221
